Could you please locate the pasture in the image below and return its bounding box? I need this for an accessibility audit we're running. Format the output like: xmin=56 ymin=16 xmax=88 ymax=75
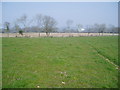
xmin=2 ymin=36 xmax=118 ymax=88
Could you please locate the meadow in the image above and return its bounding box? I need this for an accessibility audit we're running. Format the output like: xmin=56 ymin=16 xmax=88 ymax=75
xmin=2 ymin=36 xmax=118 ymax=88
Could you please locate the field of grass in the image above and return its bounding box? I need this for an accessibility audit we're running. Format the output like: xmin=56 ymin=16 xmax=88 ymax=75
xmin=2 ymin=36 xmax=118 ymax=88
xmin=0 ymin=37 xmax=2 ymax=89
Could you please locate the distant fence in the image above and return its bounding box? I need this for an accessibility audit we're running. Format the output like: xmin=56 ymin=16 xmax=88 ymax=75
xmin=0 ymin=33 xmax=118 ymax=37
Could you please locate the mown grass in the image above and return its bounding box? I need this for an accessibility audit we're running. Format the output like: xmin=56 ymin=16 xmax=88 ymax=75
xmin=2 ymin=36 xmax=118 ymax=88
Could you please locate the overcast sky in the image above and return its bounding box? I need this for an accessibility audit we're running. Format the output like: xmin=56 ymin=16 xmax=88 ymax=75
xmin=2 ymin=2 xmax=118 ymax=28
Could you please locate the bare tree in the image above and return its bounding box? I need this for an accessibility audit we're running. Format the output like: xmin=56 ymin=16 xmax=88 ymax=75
xmin=42 ymin=15 xmax=57 ymax=36
xmin=77 ymin=24 xmax=83 ymax=36
xmin=35 ymin=14 xmax=43 ymax=37
xmin=93 ymin=23 xmax=100 ymax=36
xmin=99 ymin=24 xmax=106 ymax=36
xmin=66 ymin=20 xmax=73 ymax=33
xmin=86 ymin=25 xmax=92 ymax=36
xmin=109 ymin=25 xmax=115 ymax=35
xmin=77 ymin=24 xmax=83 ymax=32
xmin=14 ymin=23 xmax=23 ymax=37
xmin=14 ymin=24 xmax=19 ymax=37
xmin=17 ymin=14 xmax=32 ymax=37
xmin=17 ymin=14 xmax=27 ymax=32
xmin=4 ymin=22 xmax=10 ymax=37
xmin=93 ymin=23 xmax=106 ymax=36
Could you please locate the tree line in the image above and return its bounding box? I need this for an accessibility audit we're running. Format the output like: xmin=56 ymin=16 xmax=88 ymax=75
xmin=1 ymin=14 xmax=119 ymax=37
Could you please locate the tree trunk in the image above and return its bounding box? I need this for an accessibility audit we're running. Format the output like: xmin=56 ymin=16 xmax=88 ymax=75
xmin=24 ymin=28 xmax=27 ymax=37
xmin=7 ymin=33 xmax=9 ymax=37
xmin=16 ymin=32 xmax=17 ymax=37
xmin=39 ymin=32 xmax=40 ymax=37
xmin=99 ymin=32 xmax=100 ymax=36
xmin=46 ymin=32 xmax=50 ymax=37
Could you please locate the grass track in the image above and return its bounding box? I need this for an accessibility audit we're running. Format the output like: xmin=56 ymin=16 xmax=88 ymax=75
xmin=2 ymin=36 xmax=118 ymax=88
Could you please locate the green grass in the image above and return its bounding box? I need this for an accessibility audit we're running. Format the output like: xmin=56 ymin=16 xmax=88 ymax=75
xmin=0 ymin=37 xmax=2 ymax=89
xmin=2 ymin=36 xmax=118 ymax=88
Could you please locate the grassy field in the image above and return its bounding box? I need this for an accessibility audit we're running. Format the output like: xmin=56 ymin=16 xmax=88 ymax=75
xmin=0 ymin=37 xmax=2 ymax=89
xmin=2 ymin=36 xmax=118 ymax=88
